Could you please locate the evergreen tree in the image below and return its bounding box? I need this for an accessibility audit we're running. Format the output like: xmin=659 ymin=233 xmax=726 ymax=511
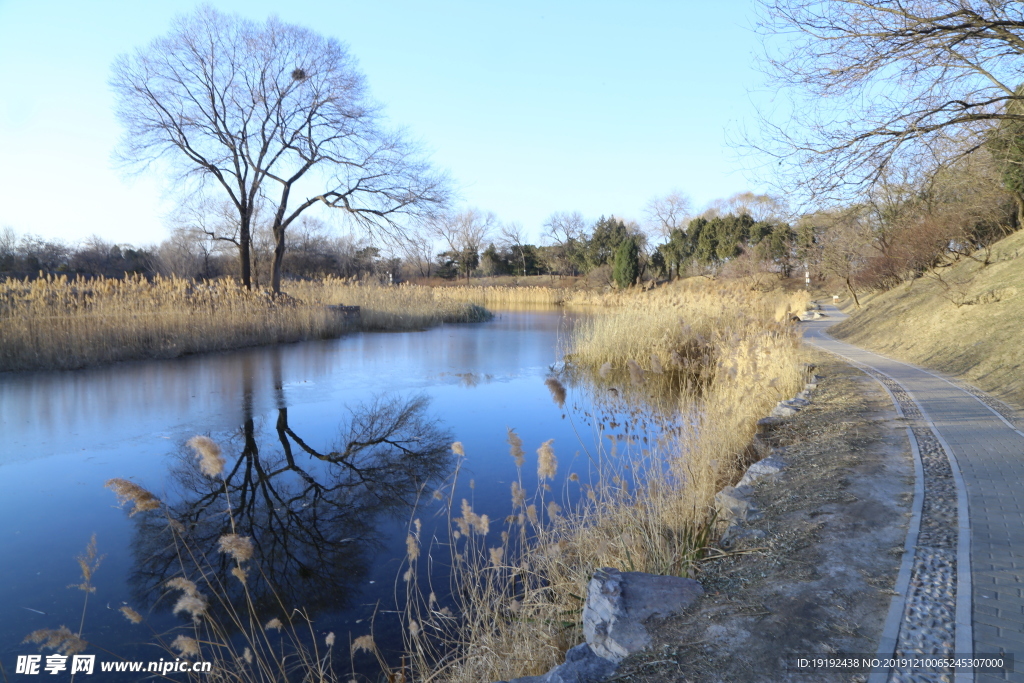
xmin=586 ymin=216 xmax=630 ymax=270
xmin=612 ymin=237 xmax=640 ymax=288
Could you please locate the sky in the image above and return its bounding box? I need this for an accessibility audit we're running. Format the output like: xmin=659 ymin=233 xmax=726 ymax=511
xmin=0 ymin=0 xmax=775 ymax=247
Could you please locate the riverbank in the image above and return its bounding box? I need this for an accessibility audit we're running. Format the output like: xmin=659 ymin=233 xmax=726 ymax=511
xmin=612 ymin=351 xmax=914 ymax=682
xmin=0 ymin=275 xmax=489 ymax=372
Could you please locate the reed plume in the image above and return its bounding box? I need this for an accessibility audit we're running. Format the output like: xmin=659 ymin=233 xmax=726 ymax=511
xmin=217 ymin=533 xmax=253 ymax=563
xmin=170 ymin=635 xmax=200 ymax=657
xmin=506 ymin=428 xmax=525 ymax=467
xmin=119 ymin=606 xmax=143 ymax=624
xmin=544 ymin=377 xmax=567 ymax=407
xmin=536 ymin=439 xmax=557 ymax=480
xmin=188 ymin=436 xmax=225 ymax=477
xmin=105 ymin=479 xmax=160 ymax=516
xmin=23 ymin=627 xmax=87 ymax=656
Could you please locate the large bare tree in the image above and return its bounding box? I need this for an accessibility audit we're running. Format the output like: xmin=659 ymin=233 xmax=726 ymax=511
xmin=756 ymin=0 xmax=1024 ymax=203
xmin=112 ymin=7 xmax=447 ymax=292
xmin=644 ymin=191 xmax=693 ymax=239
xmin=429 ymin=208 xmax=496 ymax=280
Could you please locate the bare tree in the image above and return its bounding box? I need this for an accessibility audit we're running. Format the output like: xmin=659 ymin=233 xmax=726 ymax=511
xmin=430 ymin=208 xmax=496 ymax=280
xmin=543 ymin=211 xmax=586 ymax=246
xmin=541 ymin=211 xmax=587 ymax=276
xmin=813 ymin=207 xmax=873 ymax=306
xmin=644 ymin=191 xmax=692 ymax=239
xmin=396 ymin=225 xmax=438 ymax=279
xmin=0 ymin=226 xmax=16 ymax=257
xmin=170 ymin=193 xmax=269 ymax=281
xmin=756 ymin=0 xmax=1024 ymax=202
xmin=499 ymin=221 xmax=529 ymax=276
xmin=705 ymin=192 xmax=787 ymax=224
xmin=156 ymin=228 xmax=216 ymax=279
xmin=112 ymin=7 xmax=448 ymax=293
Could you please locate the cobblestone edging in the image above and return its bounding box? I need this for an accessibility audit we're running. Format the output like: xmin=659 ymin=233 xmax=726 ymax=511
xmin=860 ymin=368 xmax=959 ymax=683
xmin=943 ymin=378 xmax=1024 ymax=432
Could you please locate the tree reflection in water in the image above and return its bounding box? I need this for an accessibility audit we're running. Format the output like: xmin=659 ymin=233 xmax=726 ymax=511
xmin=128 ymin=386 xmax=452 ymax=622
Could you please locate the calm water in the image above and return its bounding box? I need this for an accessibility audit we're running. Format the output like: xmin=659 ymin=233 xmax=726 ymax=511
xmin=0 ymin=308 xmax=671 ymax=678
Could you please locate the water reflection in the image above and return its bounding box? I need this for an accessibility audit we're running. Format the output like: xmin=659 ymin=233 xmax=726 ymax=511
xmin=128 ymin=386 xmax=452 ymax=620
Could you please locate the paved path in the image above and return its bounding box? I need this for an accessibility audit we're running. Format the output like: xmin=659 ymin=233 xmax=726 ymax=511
xmin=804 ymin=308 xmax=1024 ymax=682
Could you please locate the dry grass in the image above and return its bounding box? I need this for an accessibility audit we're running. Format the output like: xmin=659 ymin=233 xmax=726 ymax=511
xmin=830 ymin=228 xmax=1024 ymax=407
xmin=392 ymin=280 xmax=808 ymax=683
xmin=0 ymin=275 xmax=489 ymax=372
xmin=287 ymin=278 xmax=491 ymax=329
xmin=429 ymin=284 xmax=569 ymax=308
xmin=426 ymin=276 xmax=811 ymax=314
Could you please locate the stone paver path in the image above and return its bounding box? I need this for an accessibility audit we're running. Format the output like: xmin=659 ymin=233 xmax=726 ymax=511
xmin=805 ymin=308 xmax=1024 ymax=683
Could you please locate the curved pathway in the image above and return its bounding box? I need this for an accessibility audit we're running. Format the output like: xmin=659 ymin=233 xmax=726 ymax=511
xmin=804 ymin=306 xmax=1024 ymax=683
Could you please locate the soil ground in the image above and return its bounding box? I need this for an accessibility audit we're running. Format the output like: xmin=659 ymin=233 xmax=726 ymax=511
xmin=609 ymin=350 xmax=914 ymax=683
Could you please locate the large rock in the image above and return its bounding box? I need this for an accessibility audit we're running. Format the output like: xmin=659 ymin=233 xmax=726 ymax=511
xmin=505 ymin=644 xmax=618 ymax=683
xmin=770 ymin=402 xmax=800 ymax=418
xmin=736 ymin=454 xmax=786 ymax=489
xmin=755 ymin=416 xmax=783 ymax=434
xmin=582 ymin=567 xmax=704 ymax=662
xmin=714 ymin=485 xmax=761 ymax=525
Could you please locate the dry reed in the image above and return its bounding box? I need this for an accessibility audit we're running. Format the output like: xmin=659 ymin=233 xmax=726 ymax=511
xmin=0 ymin=274 xmax=490 ymax=372
xmin=286 ymin=278 xmax=492 ymax=330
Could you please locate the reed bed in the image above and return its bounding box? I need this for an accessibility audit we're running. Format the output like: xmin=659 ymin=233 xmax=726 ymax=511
xmin=430 ymin=284 xmax=568 ymax=308
xmin=421 ymin=278 xmax=810 ymax=313
xmin=386 ymin=281 xmax=808 ymax=682
xmin=569 ymin=279 xmax=809 ymax=377
xmin=0 ymin=275 xmax=489 ymax=372
xmin=286 ymin=278 xmax=491 ymax=330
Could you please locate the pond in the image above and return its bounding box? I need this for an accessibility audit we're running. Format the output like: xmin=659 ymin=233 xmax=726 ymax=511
xmin=0 ymin=308 xmax=673 ymax=679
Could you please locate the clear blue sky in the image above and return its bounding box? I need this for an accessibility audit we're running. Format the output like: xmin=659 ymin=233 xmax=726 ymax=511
xmin=0 ymin=0 xmax=772 ymax=247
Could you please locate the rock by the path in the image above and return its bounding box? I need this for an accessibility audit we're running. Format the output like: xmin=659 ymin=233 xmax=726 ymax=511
xmin=714 ymin=485 xmax=762 ymax=525
xmin=736 ymin=454 xmax=786 ymax=489
xmin=505 ymin=644 xmax=618 ymax=683
xmin=756 ymin=416 xmax=783 ymax=433
xmin=582 ymin=567 xmax=704 ymax=662
xmin=771 ymin=403 xmax=800 ymax=418
xmin=495 ymin=569 xmax=704 ymax=683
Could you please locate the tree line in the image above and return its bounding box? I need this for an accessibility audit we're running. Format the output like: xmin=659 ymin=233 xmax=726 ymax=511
xmin=10 ymin=2 xmax=1024 ymax=299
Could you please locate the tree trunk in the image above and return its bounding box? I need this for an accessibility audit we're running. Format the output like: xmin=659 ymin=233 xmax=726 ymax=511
xmin=1015 ymin=193 xmax=1024 ymax=231
xmin=239 ymin=211 xmax=252 ymax=289
xmin=271 ymin=224 xmax=286 ymax=295
xmin=845 ymin=276 xmax=860 ymax=308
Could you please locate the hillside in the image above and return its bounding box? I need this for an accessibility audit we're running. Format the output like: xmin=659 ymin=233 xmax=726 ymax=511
xmin=830 ymin=228 xmax=1024 ymax=408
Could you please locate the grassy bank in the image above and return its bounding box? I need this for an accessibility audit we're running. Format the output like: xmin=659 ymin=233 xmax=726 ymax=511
xmin=830 ymin=228 xmax=1024 ymax=407
xmin=396 ymin=281 xmax=810 ymax=682
xmin=0 ymin=275 xmax=488 ymax=372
